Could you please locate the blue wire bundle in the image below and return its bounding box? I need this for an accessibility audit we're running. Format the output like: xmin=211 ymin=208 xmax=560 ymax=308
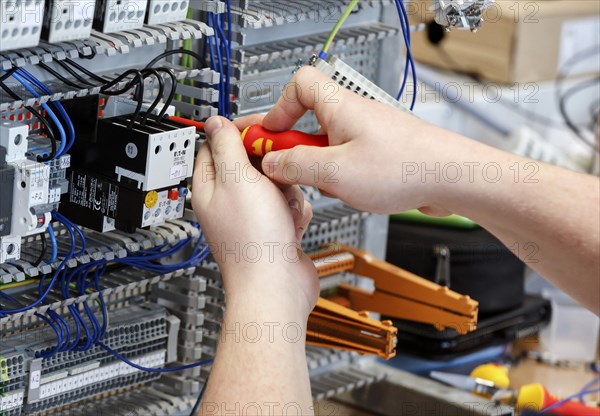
xmin=0 ymin=214 xmax=213 ymax=372
xmin=395 ymin=0 xmax=417 ymax=110
xmin=206 ymin=2 xmax=232 ymax=118
xmin=3 ymin=69 xmax=76 ymax=158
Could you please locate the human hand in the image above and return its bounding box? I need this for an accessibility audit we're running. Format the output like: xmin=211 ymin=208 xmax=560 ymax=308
xmin=242 ymin=66 xmax=480 ymax=216
xmin=192 ymin=116 xmax=319 ymax=318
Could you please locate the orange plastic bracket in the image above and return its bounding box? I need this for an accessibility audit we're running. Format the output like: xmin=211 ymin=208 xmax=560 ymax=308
xmin=310 ymin=243 xmax=479 ymax=335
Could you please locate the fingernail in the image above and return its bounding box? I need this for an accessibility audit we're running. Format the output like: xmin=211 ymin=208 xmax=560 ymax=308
xmin=263 ymin=151 xmax=282 ymax=165
xmin=204 ymin=117 xmax=223 ymax=138
xmin=262 ymin=151 xmax=282 ymax=176
xmin=288 ymin=198 xmax=301 ymax=216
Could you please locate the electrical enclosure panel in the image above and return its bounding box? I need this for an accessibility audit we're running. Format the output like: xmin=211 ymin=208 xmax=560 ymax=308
xmin=93 ymin=0 xmax=147 ymax=33
xmin=42 ymin=0 xmax=96 ymax=42
xmin=0 ymin=2 xmax=402 ymax=413
xmin=0 ymin=0 xmax=45 ymax=52
xmin=146 ymin=0 xmax=188 ymax=25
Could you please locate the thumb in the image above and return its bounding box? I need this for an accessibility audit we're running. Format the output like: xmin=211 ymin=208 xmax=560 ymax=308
xmin=205 ymin=116 xmax=249 ymax=168
xmin=262 ymin=145 xmax=341 ymax=191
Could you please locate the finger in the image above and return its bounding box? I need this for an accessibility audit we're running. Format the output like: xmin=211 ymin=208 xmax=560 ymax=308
xmin=204 ymin=116 xmax=252 ymax=186
xmin=296 ymin=202 xmax=313 ymax=241
xmin=261 ymin=144 xmax=342 ymax=193
xmin=233 ymin=114 xmax=265 ymax=131
xmin=262 ymin=66 xmax=352 ymax=132
xmin=192 ymin=143 xmax=215 ymax=211
xmin=282 ymin=185 xmax=305 ymax=225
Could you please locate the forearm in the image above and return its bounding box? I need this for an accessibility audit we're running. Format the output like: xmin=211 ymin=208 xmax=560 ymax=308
xmin=200 ymin=269 xmax=314 ymax=415
xmin=436 ymin=138 xmax=600 ymax=314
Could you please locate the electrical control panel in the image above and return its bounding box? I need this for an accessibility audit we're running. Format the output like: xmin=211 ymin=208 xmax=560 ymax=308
xmin=0 ymin=1 xmax=408 ymax=415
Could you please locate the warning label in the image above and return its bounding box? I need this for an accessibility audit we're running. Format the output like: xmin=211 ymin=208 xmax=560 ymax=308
xmin=68 ymin=172 xmax=119 ymax=217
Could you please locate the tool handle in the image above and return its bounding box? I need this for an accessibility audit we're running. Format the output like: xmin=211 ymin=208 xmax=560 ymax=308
xmin=543 ymin=391 xmax=600 ymax=416
xmin=518 ymin=384 xmax=600 ymax=416
xmin=241 ymin=125 xmax=328 ymax=157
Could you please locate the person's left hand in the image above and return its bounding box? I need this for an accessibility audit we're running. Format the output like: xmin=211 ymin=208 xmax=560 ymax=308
xmin=192 ymin=116 xmax=319 ymax=320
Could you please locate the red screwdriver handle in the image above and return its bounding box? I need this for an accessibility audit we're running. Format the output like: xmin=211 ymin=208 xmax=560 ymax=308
xmin=241 ymin=125 xmax=328 ymax=157
xmin=544 ymin=391 xmax=600 ymax=416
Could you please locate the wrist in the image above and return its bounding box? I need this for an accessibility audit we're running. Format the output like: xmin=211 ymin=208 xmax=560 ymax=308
xmin=221 ymin=262 xmax=317 ymax=320
xmin=434 ymin=141 xmax=534 ymax=219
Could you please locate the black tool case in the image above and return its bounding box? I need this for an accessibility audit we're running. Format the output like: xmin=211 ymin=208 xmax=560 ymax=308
xmin=385 ymin=218 xmax=551 ymax=358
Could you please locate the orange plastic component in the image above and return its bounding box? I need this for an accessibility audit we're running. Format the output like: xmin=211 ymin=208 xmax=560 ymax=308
xmin=311 ymin=243 xmax=479 ymax=334
xmin=307 ymin=297 xmax=397 ymax=360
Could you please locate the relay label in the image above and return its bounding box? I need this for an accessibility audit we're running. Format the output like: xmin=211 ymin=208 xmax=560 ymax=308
xmin=68 ymin=172 xmax=119 ymax=217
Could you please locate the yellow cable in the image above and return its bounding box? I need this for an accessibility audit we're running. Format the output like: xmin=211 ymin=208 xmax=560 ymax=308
xmin=322 ymin=0 xmax=360 ymax=54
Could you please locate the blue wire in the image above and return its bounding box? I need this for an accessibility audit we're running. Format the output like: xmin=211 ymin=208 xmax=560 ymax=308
xmin=0 ymin=211 xmax=76 ymax=316
xmin=579 ymin=376 xmax=600 ymax=395
xmin=97 ymin=341 xmax=214 ymax=373
xmin=207 ymin=15 xmax=220 ymax=115
xmin=15 ymin=68 xmax=76 ymax=155
xmin=8 ymin=71 xmax=68 ymax=157
xmin=395 ymin=0 xmax=410 ymax=98
xmin=400 ymin=0 xmax=417 ymax=110
xmin=210 ymin=13 xmax=226 ymax=116
xmin=34 ymin=312 xmax=63 ymax=358
xmin=47 ymin=223 xmax=58 ymax=264
xmin=53 ymin=211 xmax=87 ymax=257
xmin=218 ymin=10 xmax=231 ymax=118
xmin=2 ymin=218 xmax=209 ymax=363
xmin=395 ymin=0 xmax=417 ymax=110
xmin=0 ymin=291 xmax=19 ymax=304
xmin=217 ymin=14 xmax=230 ymax=117
xmin=47 ymin=309 xmax=71 ymax=352
xmin=226 ymin=0 xmax=233 ymax=118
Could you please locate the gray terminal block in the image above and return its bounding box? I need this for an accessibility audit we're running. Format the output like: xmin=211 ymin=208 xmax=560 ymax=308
xmin=0 ymin=0 xmax=45 ymax=52
xmin=93 ymin=0 xmax=148 ymax=33
xmin=145 ymin=0 xmax=189 ymax=25
xmin=26 ymin=358 xmax=43 ymax=403
xmin=165 ymin=314 xmax=181 ymax=364
xmin=42 ymin=0 xmax=96 ymax=43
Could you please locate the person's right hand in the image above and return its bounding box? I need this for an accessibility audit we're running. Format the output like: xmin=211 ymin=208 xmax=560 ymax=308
xmin=239 ymin=66 xmax=479 ymax=217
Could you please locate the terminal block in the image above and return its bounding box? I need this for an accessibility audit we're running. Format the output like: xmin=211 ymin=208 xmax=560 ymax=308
xmin=311 ymin=243 xmax=480 ymax=334
xmin=311 ymin=54 xmax=410 ymax=113
xmin=146 ymin=0 xmax=188 ymax=25
xmin=0 ymin=0 xmax=45 ymax=52
xmin=42 ymin=0 xmax=96 ymax=43
xmin=308 ymin=297 xmax=398 ymax=359
xmin=93 ymin=0 xmax=147 ymax=33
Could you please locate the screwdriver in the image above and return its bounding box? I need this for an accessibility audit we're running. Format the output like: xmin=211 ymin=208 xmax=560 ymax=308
xmin=431 ymin=366 xmax=600 ymax=416
xmin=169 ymin=116 xmax=329 ymax=157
